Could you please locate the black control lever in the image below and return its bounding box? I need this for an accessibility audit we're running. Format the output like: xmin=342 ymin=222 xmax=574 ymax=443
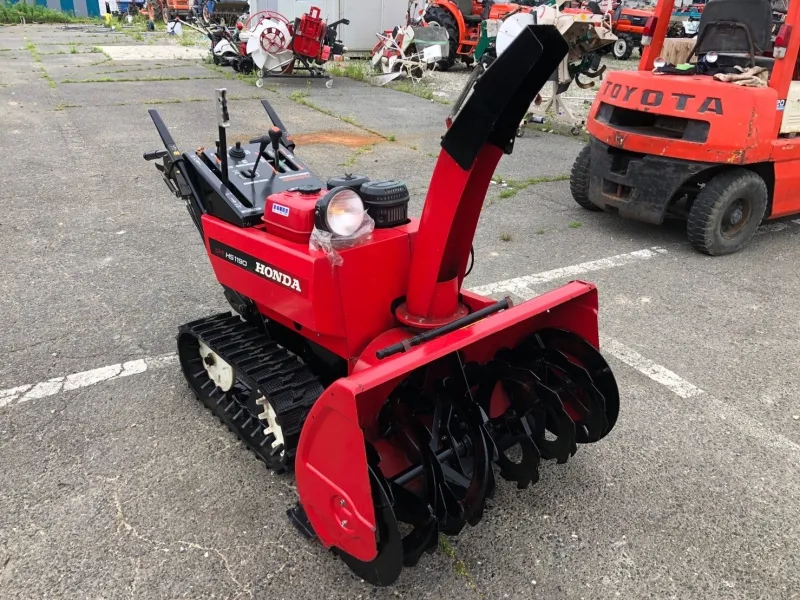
xmin=268 ymin=126 xmax=282 ymax=171
xmin=143 ymin=150 xmax=168 ymax=161
xmin=245 ymin=134 xmax=271 ymax=179
xmin=259 ymin=100 xmax=296 ymax=151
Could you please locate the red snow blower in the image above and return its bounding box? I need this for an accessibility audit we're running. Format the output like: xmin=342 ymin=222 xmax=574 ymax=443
xmin=144 ymin=23 xmax=619 ymax=586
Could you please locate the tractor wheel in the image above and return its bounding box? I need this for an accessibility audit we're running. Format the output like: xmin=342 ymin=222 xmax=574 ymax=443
xmin=424 ymin=6 xmax=458 ymax=71
xmin=570 ymin=145 xmax=601 ymax=211
xmin=686 ymin=169 xmax=768 ymax=256
xmin=152 ymin=0 xmax=163 ymax=22
xmin=612 ymin=35 xmax=634 ymax=60
xmin=162 ymin=6 xmax=171 ymax=25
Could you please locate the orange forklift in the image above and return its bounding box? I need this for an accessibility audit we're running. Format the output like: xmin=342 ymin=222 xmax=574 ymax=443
xmin=571 ymin=0 xmax=800 ymax=255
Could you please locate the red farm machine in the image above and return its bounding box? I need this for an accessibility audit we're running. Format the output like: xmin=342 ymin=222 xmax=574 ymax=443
xmin=423 ymin=0 xmax=535 ymax=70
xmin=144 ymin=24 xmax=619 ymax=585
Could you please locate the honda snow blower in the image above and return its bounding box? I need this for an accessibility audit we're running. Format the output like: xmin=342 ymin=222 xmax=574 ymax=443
xmin=144 ymin=23 xmax=619 ymax=586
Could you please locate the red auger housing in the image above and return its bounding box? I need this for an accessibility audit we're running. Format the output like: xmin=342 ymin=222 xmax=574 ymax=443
xmin=144 ymin=24 xmax=620 ymax=586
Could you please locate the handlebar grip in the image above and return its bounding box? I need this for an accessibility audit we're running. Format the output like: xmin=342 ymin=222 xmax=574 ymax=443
xmin=143 ymin=150 xmax=168 ymax=161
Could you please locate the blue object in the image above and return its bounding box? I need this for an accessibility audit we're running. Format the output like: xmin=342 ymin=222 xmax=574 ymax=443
xmin=60 ymin=0 xmax=75 ymax=16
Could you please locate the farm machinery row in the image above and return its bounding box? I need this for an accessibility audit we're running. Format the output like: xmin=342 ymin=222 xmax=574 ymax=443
xmin=372 ymin=0 xmax=617 ymax=106
xmin=180 ymin=7 xmax=349 ymax=88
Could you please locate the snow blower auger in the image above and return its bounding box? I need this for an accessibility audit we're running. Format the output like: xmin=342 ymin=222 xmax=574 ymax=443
xmin=144 ymin=23 xmax=619 ymax=586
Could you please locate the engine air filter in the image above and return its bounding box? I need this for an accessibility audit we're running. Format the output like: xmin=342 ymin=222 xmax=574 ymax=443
xmin=326 ymin=173 xmax=370 ymax=191
xmin=359 ymin=180 xmax=410 ymax=228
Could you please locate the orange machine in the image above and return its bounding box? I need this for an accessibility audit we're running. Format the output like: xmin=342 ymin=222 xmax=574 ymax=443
xmin=571 ymin=0 xmax=799 ymax=255
xmin=423 ymin=0 xmax=529 ymax=70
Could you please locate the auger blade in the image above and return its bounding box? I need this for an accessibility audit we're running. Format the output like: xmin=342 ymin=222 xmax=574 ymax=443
xmin=532 ymin=380 xmax=577 ymax=464
xmin=388 ymin=481 xmax=439 ymax=568
xmin=532 ymin=329 xmax=621 ymax=441
xmin=540 ymin=348 xmax=608 ymax=443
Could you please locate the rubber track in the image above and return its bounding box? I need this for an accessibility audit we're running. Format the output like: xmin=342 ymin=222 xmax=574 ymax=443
xmin=179 ymin=312 xmax=324 ymax=473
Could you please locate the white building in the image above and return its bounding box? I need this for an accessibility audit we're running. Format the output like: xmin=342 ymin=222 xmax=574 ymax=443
xmin=249 ymin=0 xmax=411 ymax=52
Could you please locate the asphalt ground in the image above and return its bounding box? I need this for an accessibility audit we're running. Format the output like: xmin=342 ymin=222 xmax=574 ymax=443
xmin=1 ymin=25 xmax=799 ymax=600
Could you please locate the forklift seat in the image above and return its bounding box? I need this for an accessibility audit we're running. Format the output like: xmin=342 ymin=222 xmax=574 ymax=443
xmin=695 ymin=0 xmax=774 ymax=58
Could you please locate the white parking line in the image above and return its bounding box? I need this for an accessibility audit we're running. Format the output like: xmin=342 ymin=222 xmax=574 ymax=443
xmin=471 ymin=247 xmax=667 ymax=297
xmin=0 ymin=354 xmax=177 ymax=409
xmin=602 ymin=339 xmax=703 ymax=399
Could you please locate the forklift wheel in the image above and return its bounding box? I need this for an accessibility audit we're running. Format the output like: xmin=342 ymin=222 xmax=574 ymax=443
xmin=687 ymin=169 xmax=768 ymax=256
xmin=570 ymin=145 xmax=602 ymax=211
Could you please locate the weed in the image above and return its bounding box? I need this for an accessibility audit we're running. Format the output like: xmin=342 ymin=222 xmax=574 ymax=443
xmin=1 ymin=3 xmax=87 ymax=24
xmin=178 ymin=32 xmax=195 ymax=47
xmin=69 ymin=43 xmax=78 ymax=54
xmin=492 ymin=173 xmax=571 ymax=200
xmin=387 ymin=134 xmax=396 ymax=142
xmin=61 ymin=75 xmax=214 ymax=83
xmin=131 ymin=31 xmax=144 ymax=42
xmin=438 ymin=537 xmax=478 ymax=592
xmin=328 ymin=60 xmax=369 ymax=82
xmin=500 ymin=232 xmax=513 ymax=242
xmin=54 ymin=102 xmax=80 ymax=111
xmin=25 ymin=40 xmax=40 ymax=62
xmin=568 ymin=221 xmax=583 ymax=229
xmin=338 ymin=144 xmax=374 ymax=168
xmin=535 ymin=228 xmax=546 ymax=235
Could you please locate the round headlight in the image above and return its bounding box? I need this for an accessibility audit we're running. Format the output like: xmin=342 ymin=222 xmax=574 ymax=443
xmin=654 ymin=56 xmax=667 ymax=69
xmin=705 ymin=51 xmax=719 ymax=64
xmin=315 ymin=187 xmax=366 ymax=236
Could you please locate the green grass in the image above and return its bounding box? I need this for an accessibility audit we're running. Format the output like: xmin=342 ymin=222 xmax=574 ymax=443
xmin=328 ymin=60 xmax=369 ymax=82
xmin=500 ymin=232 xmax=513 ymax=242
xmin=40 ymin=68 xmax=55 ymax=89
xmin=69 ymin=43 xmax=78 ymax=54
xmin=438 ymin=537 xmax=478 ymax=591
xmin=178 ymin=32 xmax=196 ymax=47
xmin=24 ymin=40 xmax=40 ymax=62
xmin=568 ymin=221 xmax=583 ymax=229
xmin=61 ymin=75 xmax=214 ymax=83
xmin=387 ymin=134 xmax=396 ymax=142
xmin=490 ymin=173 xmax=571 ymax=202
xmin=1 ymin=1 xmax=87 ymax=24
xmin=338 ymin=144 xmax=375 ymax=168
xmin=54 ymin=102 xmax=80 ymax=111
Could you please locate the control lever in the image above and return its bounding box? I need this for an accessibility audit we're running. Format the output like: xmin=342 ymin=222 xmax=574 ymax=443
xmin=143 ymin=150 xmax=168 ymax=161
xmin=268 ymin=126 xmax=282 ymax=171
xmin=245 ymin=134 xmax=271 ymax=179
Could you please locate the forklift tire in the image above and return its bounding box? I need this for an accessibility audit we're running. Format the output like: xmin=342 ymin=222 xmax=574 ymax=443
xmin=686 ymin=169 xmax=768 ymax=256
xmin=424 ymin=6 xmax=457 ymax=71
xmin=612 ymin=36 xmax=634 ymax=61
xmin=570 ymin=145 xmax=602 ymax=211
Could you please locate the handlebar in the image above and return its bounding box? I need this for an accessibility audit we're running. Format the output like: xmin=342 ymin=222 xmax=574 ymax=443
xmin=143 ymin=149 xmax=168 ymax=161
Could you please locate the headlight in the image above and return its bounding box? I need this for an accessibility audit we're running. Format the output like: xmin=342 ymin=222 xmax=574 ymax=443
xmin=315 ymin=187 xmax=366 ymax=236
xmin=705 ymin=51 xmax=719 ymax=64
xmin=653 ymin=56 xmax=667 ymax=69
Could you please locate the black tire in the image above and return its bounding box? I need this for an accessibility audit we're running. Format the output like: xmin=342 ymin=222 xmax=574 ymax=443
xmin=570 ymin=145 xmax=601 ymax=211
xmin=612 ymin=35 xmax=634 ymax=60
xmin=424 ymin=6 xmax=458 ymax=71
xmin=686 ymin=169 xmax=768 ymax=256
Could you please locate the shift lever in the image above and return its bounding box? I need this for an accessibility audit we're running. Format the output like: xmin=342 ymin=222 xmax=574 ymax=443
xmin=245 ymin=126 xmax=283 ymax=179
xmin=245 ymin=135 xmax=271 ymax=179
xmin=268 ymin=126 xmax=282 ymax=171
